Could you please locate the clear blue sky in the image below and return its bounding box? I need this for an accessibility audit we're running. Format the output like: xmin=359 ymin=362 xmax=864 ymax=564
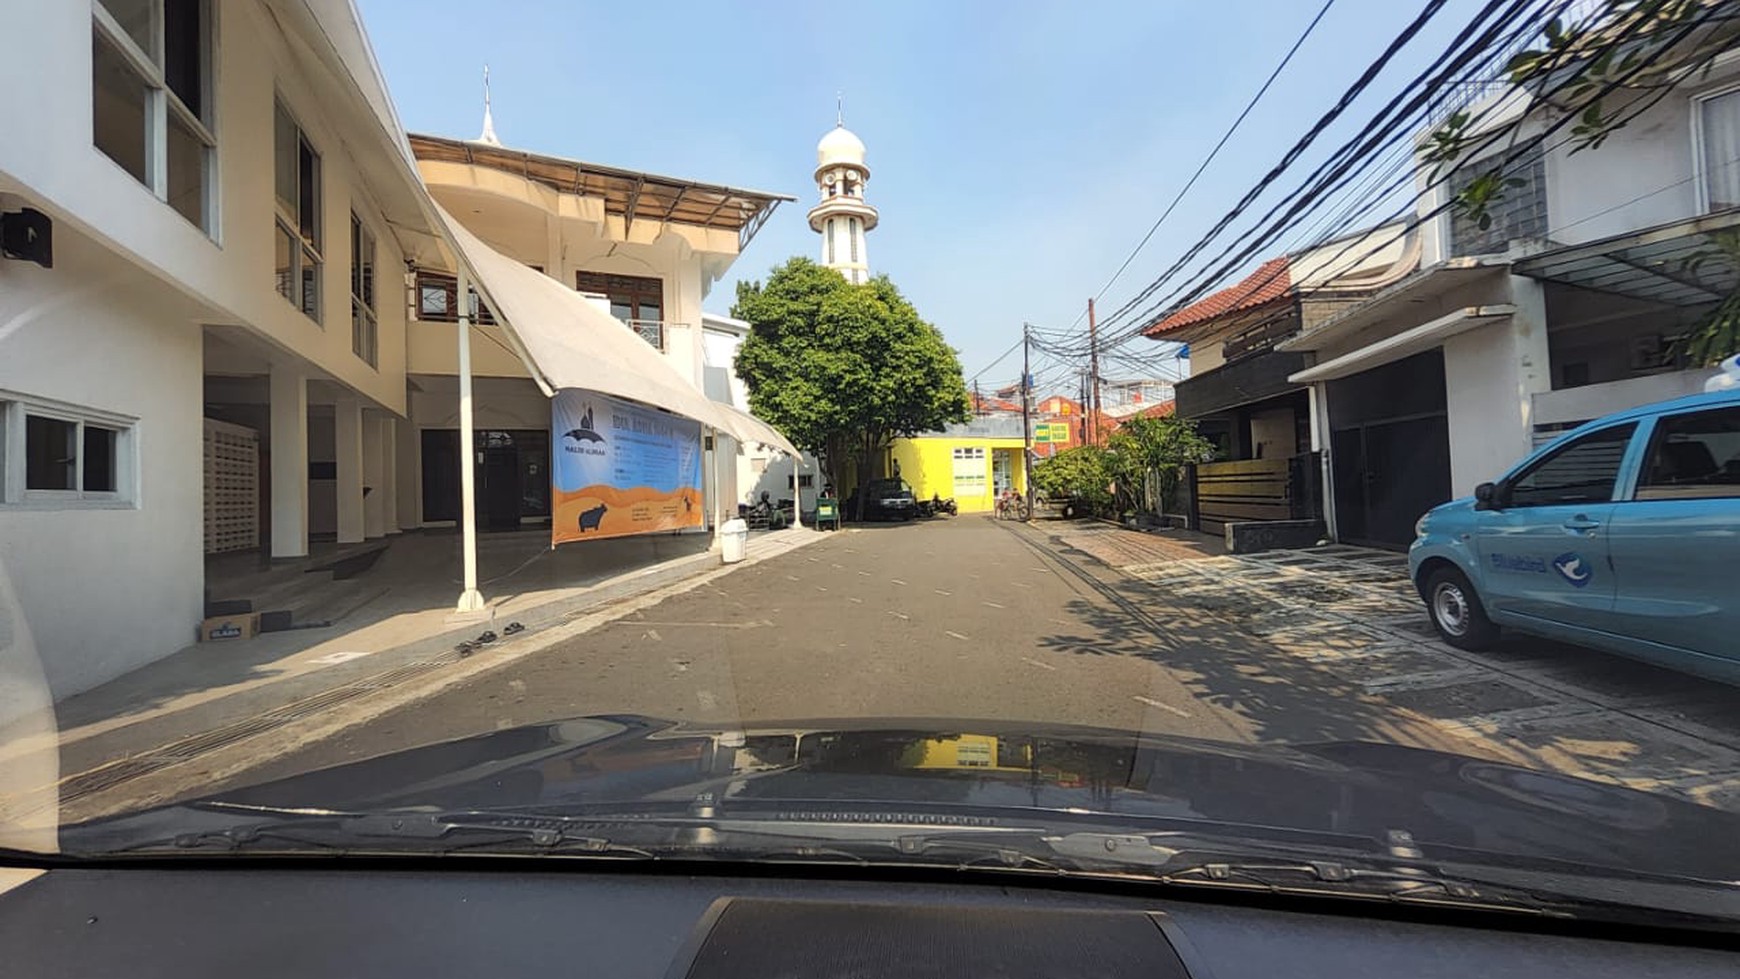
xmin=357 ymin=0 xmax=1484 ymax=393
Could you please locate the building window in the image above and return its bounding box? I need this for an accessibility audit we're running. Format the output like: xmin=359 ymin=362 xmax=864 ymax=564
xmin=91 ymin=0 xmax=215 ymax=232
xmin=849 ymin=217 xmax=859 ymax=262
xmin=350 ymin=213 xmax=377 ymax=367
xmin=575 ymin=270 xmax=664 ymax=348
xmin=826 ymin=218 xmax=836 ymax=264
xmin=1698 ymin=89 xmax=1740 ymax=211
xmin=951 ymin=446 xmax=987 ymax=497
xmin=1448 ymin=147 xmax=1547 ymax=257
xmin=412 ymin=269 xmax=495 ymax=325
xmin=274 ymin=99 xmax=322 ymax=322
xmin=1 ymin=395 xmax=136 ymax=506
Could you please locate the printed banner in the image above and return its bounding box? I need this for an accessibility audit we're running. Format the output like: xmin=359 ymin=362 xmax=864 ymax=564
xmin=552 ymin=389 xmax=703 ymax=545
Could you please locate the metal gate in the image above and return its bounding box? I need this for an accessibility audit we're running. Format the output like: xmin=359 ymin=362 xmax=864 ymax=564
xmin=1190 ymin=452 xmax=1323 ymax=535
xmin=204 ymin=418 xmax=260 ymax=554
xmin=1326 ymin=350 xmax=1452 ymax=550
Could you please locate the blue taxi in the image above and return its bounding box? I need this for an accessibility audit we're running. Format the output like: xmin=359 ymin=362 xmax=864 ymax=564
xmin=1408 ymin=385 xmax=1740 ymax=684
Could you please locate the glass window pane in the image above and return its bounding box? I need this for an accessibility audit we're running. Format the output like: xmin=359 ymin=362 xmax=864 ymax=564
xmin=83 ymin=426 xmax=118 ymax=493
xmin=98 ymin=0 xmax=156 ymax=61
xmin=166 ymin=111 xmax=207 ymax=229
xmin=1703 ymin=91 xmax=1740 ymax=211
xmin=298 ymin=137 xmax=320 ymax=246
xmin=300 ymin=248 xmax=321 ymax=321
xmin=350 ymin=214 xmax=362 ymax=297
xmin=1639 ymin=407 xmax=1740 ymax=500
xmin=93 ymin=32 xmax=149 ymax=185
xmin=25 ymin=415 xmax=77 ymax=491
xmin=274 ymin=102 xmax=297 ymax=212
xmin=610 ymin=299 xmax=634 ymax=323
xmin=1508 ymin=423 xmax=1636 ymax=507
xmin=275 ymin=223 xmax=295 ymax=301
xmin=163 ymin=0 xmax=203 ymax=120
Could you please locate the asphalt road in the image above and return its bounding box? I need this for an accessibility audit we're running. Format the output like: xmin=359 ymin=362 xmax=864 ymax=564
xmin=205 ymin=515 xmax=1495 ymax=795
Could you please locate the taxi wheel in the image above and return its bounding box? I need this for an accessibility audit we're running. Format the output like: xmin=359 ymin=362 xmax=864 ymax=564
xmin=1424 ymin=566 xmax=1498 ymax=651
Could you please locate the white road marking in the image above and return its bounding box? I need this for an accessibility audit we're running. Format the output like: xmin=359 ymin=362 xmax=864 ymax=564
xmin=832 ymin=563 xmax=844 ymax=569
xmin=634 ymin=620 xmax=772 ymax=629
xmin=945 ymin=631 xmax=970 ymax=641
xmin=982 ymin=601 xmax=1005 ymax=609
xmin=849 ymin=597 xmax=864 ymax=604
xmin=309 ymin=650 xmax=372 ymax=666
xmin=890 ymin=578 xmax=908 ymax=586
xmin=934 ymin=589 xmax=951 ymax=596
xmin=642 ymin=629 xmax=662 ymax=642
xmin=786 ymin=575 xmax=800 ymax=582
xmin=1021 ymin=656 xmax=1057 ymax=672
xmin=697 ymin=691 xmax=718 ymax=709
xmin=888 ymin=611 xmax=910 ymax=621
xmin=1133 ymin=695 xmax=1191 ymax=718
xmin=508 ymin=679 xmax=528 ymax=694
xmin=1012 ymin=582 xmax=1034 ymax=588
xmin=815 ymin=585 xmax=829 ymax=592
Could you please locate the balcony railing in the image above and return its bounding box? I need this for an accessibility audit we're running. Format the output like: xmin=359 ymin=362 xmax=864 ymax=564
xmin=626 ymin=319 xmax=665 ymax=350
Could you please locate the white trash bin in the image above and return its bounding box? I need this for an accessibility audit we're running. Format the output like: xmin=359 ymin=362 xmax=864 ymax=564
xmin=720 ymin=518 xmax=749 ymax=564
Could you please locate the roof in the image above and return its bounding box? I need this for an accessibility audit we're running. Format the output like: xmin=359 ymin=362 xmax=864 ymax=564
xmin=1106 ymin=402 xmax=1177 ymax=428
xmin=408 ymin=133 xmax=795 ymax=248
xmin=1512 ymin=207 xmax=1740 ymax=306
xmin=1143 ymin=257 xmax=1293 ymax=338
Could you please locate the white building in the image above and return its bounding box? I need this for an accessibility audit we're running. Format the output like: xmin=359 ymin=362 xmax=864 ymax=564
xmin=1276 ymin=49 xmax=1740 ymax=548
xmin=807 ymin=114 xmax=877 ymax=285
xmin=0 ymin=0 xmax=794 ymax=702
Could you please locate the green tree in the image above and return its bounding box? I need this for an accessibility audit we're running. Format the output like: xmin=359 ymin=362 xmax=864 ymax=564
xmin=732 ymin=258 xmax=971 ymax=517
xmin=1103 ymin=415 xmax=1215 ymax=515
xmin=1031 ymin=446 xmax=1115 ymax=516
xmin=1426 ymin=0 xmax=1740 ymax=363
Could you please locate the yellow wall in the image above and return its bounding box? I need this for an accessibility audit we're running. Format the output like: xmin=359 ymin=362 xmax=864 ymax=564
xmin=889 ymin=436 xmax=1027 ymax=513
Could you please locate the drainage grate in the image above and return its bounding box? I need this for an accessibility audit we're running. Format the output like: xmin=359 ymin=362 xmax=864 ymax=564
xmin=56 ymin=657 xmax=454 ymax=806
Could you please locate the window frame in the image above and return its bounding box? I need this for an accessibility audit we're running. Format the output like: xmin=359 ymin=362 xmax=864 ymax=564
xmin=1501 ymin=421 xmax=1638 ymax=508
xmin=1691 ymin=81 xmax=1740 ymax=214
xmin=0 ymin=392 xmax=139 ymax=510
xmin=274 ymin=96 xmax=323 ymax=324
xmin=91 ymin=0 xmax=217 ymax=235
xmin=350 ymin=210 xmax=378 ymax=368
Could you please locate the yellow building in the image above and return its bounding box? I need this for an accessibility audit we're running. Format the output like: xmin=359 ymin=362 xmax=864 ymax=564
xmin=887 ymin=418 xmax=1028 ymax=514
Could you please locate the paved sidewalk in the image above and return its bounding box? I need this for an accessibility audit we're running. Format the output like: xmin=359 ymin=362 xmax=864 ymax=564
xmin=1039 ymin=522 xmax=1740 ymax=811
xmin=0 ymin=527 xmax=823 ymax=823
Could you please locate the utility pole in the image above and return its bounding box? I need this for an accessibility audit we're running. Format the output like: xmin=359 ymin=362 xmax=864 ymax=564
xmin=1087 ymin=297 xmax=1101 ymax=445
xmin=1021 ymin=322 xmax=1033 ymax=518
xmin=974 ymin=379 xmax=982 ymax=417
xmin=1077 ymin=369 xmax=1088 ymax=445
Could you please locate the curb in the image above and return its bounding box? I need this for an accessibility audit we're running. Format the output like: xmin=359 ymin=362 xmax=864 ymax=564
xmin=44 ymin=530 xmax=828 ymax=823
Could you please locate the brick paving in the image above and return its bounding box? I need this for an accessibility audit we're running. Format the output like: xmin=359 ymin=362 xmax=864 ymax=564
xmin=1039 ymin=521 xmax=1740 ymax=812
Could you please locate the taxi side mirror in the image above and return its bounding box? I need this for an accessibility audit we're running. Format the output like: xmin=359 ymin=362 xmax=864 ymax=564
xmin=1473 ymin=481 xmax=1500 ymax=510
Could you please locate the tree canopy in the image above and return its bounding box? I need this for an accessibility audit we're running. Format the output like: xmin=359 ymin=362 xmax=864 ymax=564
xmin=732 ymin=258 xmax=971 ymax=507
xmin=1032 ymin=415 xmax=1214 ymax=518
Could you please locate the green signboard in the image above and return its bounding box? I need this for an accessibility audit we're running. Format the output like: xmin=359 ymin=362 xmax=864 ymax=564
xmin=1032 ymin=423 xmax=1070 ymax=444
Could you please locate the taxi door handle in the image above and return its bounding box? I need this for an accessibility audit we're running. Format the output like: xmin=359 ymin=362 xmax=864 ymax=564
xmin=1563 ymin=516 xmax=1601 ymax=532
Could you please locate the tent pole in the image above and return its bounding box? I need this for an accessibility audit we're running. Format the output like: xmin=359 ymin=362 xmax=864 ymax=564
xmin=455 ymin=267 xmax=486 ymax=613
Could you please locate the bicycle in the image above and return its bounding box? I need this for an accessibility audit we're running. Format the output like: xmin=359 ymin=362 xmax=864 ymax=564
xmin=994 ymin=492 xmax=1030 ymax=521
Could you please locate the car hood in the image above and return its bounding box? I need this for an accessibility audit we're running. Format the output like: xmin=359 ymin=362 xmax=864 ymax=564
xmin=61 ymin=715 xmax=1740 ymax=881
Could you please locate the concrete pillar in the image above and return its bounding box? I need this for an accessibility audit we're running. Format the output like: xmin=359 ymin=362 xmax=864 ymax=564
xmin=268 ymin=365 xmax=309 ymax=558
xmin=381 ymin=416 xmax=399 ymax=535
xmin=335 ymin=396 xmax=365 ymax=544
xmin=396 ymin=391 xmax=419 ymax=531
xmin=361 ymin=411 xmax=386 ymax=540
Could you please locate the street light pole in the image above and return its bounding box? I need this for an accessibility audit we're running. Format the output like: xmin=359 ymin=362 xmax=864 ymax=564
xmin=1087 ymin=297 xmax=1101 ymax=445
xmin=454 ymin=267 xmax=485 ymax=614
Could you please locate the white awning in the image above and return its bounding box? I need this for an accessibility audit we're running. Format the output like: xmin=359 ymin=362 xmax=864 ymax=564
xmin=431 ymin=203 xmax=799 ymax=457
xmin=1287 ymin=305 xmax=1515 ymax=384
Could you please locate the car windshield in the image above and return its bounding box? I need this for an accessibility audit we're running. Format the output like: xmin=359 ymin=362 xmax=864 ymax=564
xmin=8 ymin=0 xmax=1740 ymax=932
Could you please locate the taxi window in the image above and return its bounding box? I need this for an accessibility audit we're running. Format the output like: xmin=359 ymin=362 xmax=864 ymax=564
xmin=1506 ymin=422 xmax=1636 ymax=507
xmin=1637 ymin=405 xmax=1740 ymax=501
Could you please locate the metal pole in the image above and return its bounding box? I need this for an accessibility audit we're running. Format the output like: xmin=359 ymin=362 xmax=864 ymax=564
xmin=1021 ymin=322 xmax=1033 ymax=519
xmin=791 ymin=452 xmax=804 ymax=529
xmin=454 ymin=267 xmax=485 ymax=613
xmin=1087 ymin=298 xmax=1100 ymax=445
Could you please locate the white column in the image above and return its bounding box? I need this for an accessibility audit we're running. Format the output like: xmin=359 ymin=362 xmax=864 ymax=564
xmin=455 ymin=268 xmax=485 ymax=612
xmin=361 ymin=411 xmax=386 ymax=539
xmin=268 ymin=365 xmax=309 ymax=558
xmin=335 ymin=396 xmax=365 ymax=544
xmin=791 ymin=453 xmax=804 ymax=529
xmin=381 ymin=416 xmax=399 ymax=535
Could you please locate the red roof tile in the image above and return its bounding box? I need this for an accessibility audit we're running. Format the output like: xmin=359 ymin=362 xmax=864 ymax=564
xmin=1143 ymin=256 xmax=1292 ymax=338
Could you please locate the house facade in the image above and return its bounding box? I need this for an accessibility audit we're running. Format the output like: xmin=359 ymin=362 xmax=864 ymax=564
xmin=1279 ymin=51 xmax=1740 ymax=548
xmin=0 ymin=0 xmax=792 ymax=702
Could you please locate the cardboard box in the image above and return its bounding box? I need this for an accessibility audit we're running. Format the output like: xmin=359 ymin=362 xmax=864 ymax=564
xmin=199 ymin=612 xmax=260 ymax=642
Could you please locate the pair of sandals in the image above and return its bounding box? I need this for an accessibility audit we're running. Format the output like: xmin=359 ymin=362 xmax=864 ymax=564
xmin=456 ymin=620 xmax=524 ymax=656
